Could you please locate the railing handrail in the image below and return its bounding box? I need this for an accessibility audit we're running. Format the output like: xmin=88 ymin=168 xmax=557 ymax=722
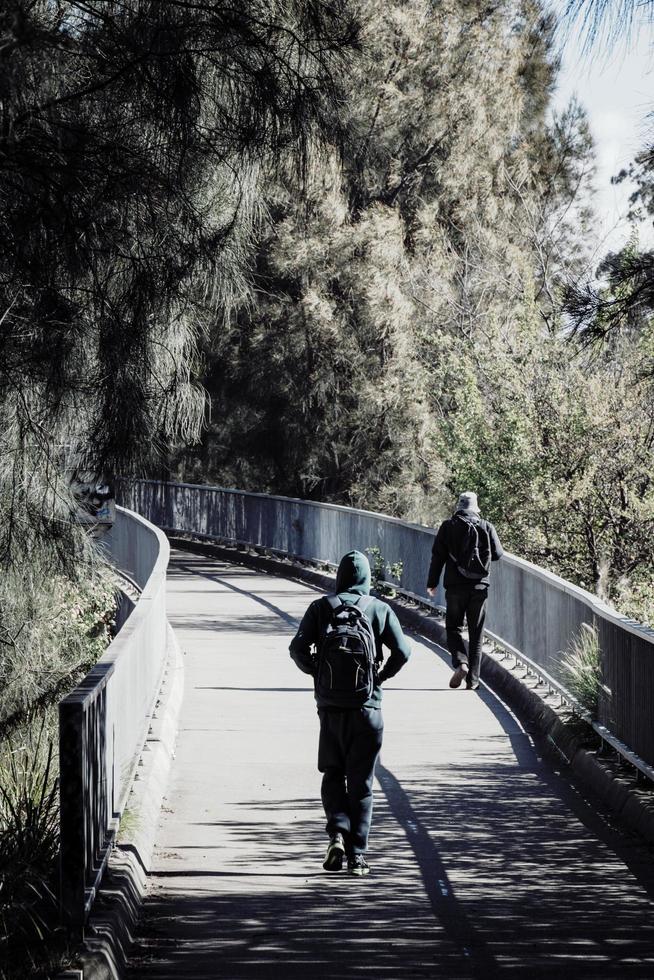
xmin=482 ymin=626 xmax=654 ymax=783
xmin=124 ymin=478 xmax=438 ymax=530
xmin=59 ymin=506 xmax=170 ymax=934
xmin=120 ymin=479 xmax=654 ymax=777
xmin=128 ymin=478 xmax=653 ymax=643
xmin=61 ymin=511 xmax=169 ymax=709
xmin=499 ymin=555 xmax=653 ymax=642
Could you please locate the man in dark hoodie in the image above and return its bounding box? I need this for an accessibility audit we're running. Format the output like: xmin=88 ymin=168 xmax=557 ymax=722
xmin=290 ymin=550 xmax=411 ymax=876
xmin=427 ymin=491 xmax=504 ymax=691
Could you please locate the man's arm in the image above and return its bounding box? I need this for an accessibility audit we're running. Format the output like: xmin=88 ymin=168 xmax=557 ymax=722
xmin=488 ymin=522 xmax=504 ymax=561
xmin=426 ymin=522 xmax=447 ymax=595
xmin=377 ymin=607 xmax=411 ymax=684
xmin=289 ymin=601 xmax=320 ymax=675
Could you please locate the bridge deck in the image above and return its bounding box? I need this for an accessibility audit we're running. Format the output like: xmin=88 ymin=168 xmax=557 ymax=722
xmin=127 ymin=550 xmax=654 ymax=979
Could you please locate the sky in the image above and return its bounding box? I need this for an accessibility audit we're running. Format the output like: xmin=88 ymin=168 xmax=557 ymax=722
xmin=550 ymin=3 xmax=654 ymax=257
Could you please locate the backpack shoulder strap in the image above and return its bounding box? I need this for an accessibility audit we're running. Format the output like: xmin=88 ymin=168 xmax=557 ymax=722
xmin=324 ymin=595 xmax=341 ymax=611
xmin=355 ymin=595 xmax=380 ymax=663
xmin=478 ymin=520 xmax=492 ymax=552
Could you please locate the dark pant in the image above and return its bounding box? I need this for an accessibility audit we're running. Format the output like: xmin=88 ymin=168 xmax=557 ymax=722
xmin=445 ymin=588 xmax=488 ymax=686
xmin=317 ymin=707 xmax=384 ymax=854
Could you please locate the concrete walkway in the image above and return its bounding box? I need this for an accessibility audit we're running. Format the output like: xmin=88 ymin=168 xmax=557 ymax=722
xmin=127 ymin=551 xmax=654 ymax=979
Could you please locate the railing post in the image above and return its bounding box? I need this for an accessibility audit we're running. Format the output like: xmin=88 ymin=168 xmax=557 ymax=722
xmin=59 ymin=698 xmax=87 ymax=939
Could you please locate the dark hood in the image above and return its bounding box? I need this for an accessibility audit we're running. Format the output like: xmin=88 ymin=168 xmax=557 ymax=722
xmin=335 ymin=550 xmax=371 ymax=595
xmin=454 ymin=509 xmax=481 ymax=523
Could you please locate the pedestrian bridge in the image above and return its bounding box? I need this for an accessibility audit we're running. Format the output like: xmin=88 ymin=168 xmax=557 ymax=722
xmin=59 ymin=481 xmax=654 ymax=979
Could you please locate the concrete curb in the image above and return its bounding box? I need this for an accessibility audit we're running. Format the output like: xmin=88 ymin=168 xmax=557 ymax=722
xmin=73 ymin=625 xmax=185 ymax=980
xmin=170 ymin=536 xmax=654 ymax=850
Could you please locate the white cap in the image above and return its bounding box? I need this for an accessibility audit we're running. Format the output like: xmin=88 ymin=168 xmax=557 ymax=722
xmin=457 ymin=491 xmax=480 ymax=514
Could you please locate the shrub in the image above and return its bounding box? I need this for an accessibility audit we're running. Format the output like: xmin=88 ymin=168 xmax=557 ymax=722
xmin=365 ymin=547 xmax=404 ymax=597
xmin=0 ymin=566 xmax=117 ymax=731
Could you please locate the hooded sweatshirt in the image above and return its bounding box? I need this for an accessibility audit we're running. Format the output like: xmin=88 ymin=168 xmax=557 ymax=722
xmin=289 ymin=550 xmax=411 ymax=708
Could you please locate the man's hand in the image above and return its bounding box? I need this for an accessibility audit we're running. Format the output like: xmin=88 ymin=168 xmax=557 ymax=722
xmin=427 ymin=587 xmax=436 ymax=598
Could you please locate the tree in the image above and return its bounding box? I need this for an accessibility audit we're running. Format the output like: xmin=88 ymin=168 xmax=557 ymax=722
xmin=566 ymin=238 xmax=654 ymax=346
xmin=560 ymin=0 xmax=654 ymax=349
xmin=172 ymin=0 xmax=654 ymax=624
xmin=0 ymin=0 xmax=358 ymax=713
xmin=177 ymin=0 xmax=574 ymax=521
xmin=431 ymin=322 xmax=654 ymax=618
xmin=179 ymin=162 xmax=445 ymax=517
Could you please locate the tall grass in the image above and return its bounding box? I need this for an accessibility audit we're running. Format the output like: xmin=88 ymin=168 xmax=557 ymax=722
xmin=0 ymin=536 xmax=117 ymax=975
xmin=559 ymin=622 xmax=608 ymax=718
xmin=0 ymin=716 xmax=61 ymax=979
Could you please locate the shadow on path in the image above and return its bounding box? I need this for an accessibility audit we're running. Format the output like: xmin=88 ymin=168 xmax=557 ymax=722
xmin=128 ymin=798 xmax=475 ymax=980
xmin=129 ymin=760 xmax=654 ymax=980
xmin=377 ymin=762 xmax=498 ymax=976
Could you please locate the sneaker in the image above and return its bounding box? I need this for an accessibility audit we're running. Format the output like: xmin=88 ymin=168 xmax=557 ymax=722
xmin=347 ymin=855 xmax=370 ymax=876
xmin=323 ymin=833 xmax=345 ymax=871
xmin=466 ymin=682 xmax=480 ymax=691
xmin=449 ymin=664 xmax=469 ymax=689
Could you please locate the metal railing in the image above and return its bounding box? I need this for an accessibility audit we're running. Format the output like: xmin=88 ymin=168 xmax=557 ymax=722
xmin=119 ymin=479 xmax=654 ymax=775
xmin=59 ymin=507 xmax=169 ymax=933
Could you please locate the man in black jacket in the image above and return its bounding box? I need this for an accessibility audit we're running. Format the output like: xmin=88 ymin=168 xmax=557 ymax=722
xmin=427 ymin=492 xmax=504 ymax=691
xmin=290 ymin=550 xmax=411 ymax=876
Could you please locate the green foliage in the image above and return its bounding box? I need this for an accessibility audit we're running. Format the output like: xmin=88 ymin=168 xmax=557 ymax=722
xmin=0 ymin=0 xmax=358 ymax=489
xmin=178 ymin=170 xmax=446 ymax=518
xmin=117 ymin=805 xmax=141 ymax=845
xmin=365 ymin=547 xmax=403 ymax=597
xmin=559 ymin=623 xmax=608 ymax=718
xmin=564 ymin=0 xmax=654 ymax=51
xmin=54 ymin=572 xmax=117 ymax=662
xmin=430 ymin=309 xmax=654 ymax=609
xmin=566 ymin=236 xmax=654 ymax=346
xmin=0 ymin=718 xmax=61 ymax=978
xmin=614 ymin=573 xmax=654 ymax=628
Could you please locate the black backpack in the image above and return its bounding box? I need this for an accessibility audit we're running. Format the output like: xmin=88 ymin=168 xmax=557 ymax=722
xmin=449 ymin=515 xmax=491 ymax=580
xmin=315 ymin=596 xmax=378 ymax=707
